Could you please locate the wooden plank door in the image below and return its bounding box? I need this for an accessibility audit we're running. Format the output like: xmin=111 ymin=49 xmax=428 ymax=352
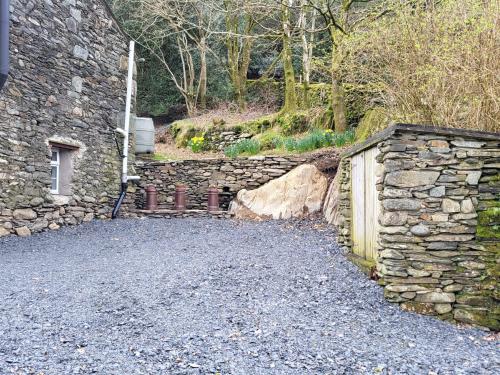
xmin=364 ymin=147 xmax=380 ymax=261
xmin=351 ymin=147 xmax=380 ymax=261
xmin=351 ymin=152 xmax=365 ymax=258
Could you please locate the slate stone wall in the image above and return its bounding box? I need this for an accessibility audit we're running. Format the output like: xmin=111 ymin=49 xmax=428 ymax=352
xmin=122 ymin=155 xmax=319 ymax=214
xmin=203 ymin=128 xmax=253 ymax=152
xmin=0 ymin=0 xmax=130 ymax=237
xmin=336 ymin=126 xmax=500 ymax=329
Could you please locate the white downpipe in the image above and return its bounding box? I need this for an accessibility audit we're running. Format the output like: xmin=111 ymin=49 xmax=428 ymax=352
xmin=112 ymin=41 xmax=139 ymax=219
xmin=121 ymin=40 xmax=136 ymax=184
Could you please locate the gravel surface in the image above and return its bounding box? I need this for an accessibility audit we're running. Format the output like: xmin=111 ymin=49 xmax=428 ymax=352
xmin=0 ymin=218 xmax=498 ymax=374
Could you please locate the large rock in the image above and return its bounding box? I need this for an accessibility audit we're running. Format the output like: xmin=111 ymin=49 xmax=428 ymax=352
xmin=323 ymin=172 xmax=341 ymax=225
xmin=230 ymin=164 xmax=328 ymax=220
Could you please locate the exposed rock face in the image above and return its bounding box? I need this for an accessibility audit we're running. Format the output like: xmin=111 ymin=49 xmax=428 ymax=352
xmin=229 ymin=164 xmax=328 ymax=220
xmin=323 ymin=171 xmax=341 ymax=225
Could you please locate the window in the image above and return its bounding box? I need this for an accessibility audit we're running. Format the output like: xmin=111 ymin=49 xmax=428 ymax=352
xmin=50 ymin=149 xmax=60 ymax=194
xmin=49 ymin=143 xmax=78 ymax=196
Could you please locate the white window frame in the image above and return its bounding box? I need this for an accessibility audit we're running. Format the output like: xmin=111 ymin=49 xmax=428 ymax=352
xmin=50 ymin=148 xmax=60 ymax=194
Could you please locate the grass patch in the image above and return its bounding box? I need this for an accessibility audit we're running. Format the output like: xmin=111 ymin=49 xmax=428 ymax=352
xmin=224 ymin=139 xmax=262 ymax=158
xmin=225 ymin=129 xmax=355 ymax=158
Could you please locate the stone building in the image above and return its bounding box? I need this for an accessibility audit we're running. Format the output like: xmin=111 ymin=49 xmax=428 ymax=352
xmin=0 ymin=0 xmax=131 ymax=237
xmin=330 ymin=124 xmax=499 ymax=329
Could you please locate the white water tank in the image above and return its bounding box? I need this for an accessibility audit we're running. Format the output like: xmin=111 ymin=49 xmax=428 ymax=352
xmin=134 ymin=117 xmax=155 ymax=154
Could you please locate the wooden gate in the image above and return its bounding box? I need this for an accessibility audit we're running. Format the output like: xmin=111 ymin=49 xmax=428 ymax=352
xmin=351 ymin=147 xmax=380 ymax=261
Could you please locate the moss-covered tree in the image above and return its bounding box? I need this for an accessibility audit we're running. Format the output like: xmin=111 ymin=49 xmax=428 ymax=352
xmin=308 ymin=0 xmax=386 ymax=132
xmin=224 ymin=0 xmax=256 ymax=111
xmin=281 ymin=0 xmax=298 ymax=113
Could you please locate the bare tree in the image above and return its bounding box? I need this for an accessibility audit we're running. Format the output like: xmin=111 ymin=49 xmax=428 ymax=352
xmin=112 ymin=0 xmax=219 ymax=116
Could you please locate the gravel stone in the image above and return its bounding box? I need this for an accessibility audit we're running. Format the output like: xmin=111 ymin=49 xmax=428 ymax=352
xmin=0 ymin=218 xmax=498 ymax=374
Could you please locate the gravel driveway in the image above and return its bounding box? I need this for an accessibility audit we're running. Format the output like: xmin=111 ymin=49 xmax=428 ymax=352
xmin=0 ymin=218 xmax=498 ymax=374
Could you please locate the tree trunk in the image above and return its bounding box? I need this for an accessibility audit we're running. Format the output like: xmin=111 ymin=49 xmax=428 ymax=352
xmin=332 ymin=56 xmax=347 ymax=133
xmin=224 ymin=2 xmax=253 ymax=112
xmin=237 ymin=25 xmax=253 ymax=112
xmin=198 ymin=37 xmax=207 ymax=111
xmin=330 ymin=27 xmax=347 ymax=132
xmin=282 ymin=0 xmax=297 ymax=113
xmin=299 ymin=0 xmax=313 ymax=109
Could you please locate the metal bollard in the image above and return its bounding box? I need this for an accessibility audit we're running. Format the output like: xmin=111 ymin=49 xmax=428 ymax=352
xmin=175 ymin=184 xmax=187 ymax=211
xmin=145 ymin=185 xmax=158 ymax=211
xmin=207 ymin=187 xmax=219 ymax=212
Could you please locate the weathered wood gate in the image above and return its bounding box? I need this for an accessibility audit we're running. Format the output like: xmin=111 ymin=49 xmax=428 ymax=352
xmin=351 ymin=147 xmax=380 ymax=261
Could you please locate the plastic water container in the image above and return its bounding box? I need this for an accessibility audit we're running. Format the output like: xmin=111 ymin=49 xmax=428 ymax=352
xmin=134 ymin=117 xmax=155 ymax=154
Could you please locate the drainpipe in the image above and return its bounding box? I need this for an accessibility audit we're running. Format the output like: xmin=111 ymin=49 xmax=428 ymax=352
xmin=112 ymin=40 xmax=140 ymax=219
xmin=0 ymin=0 xmax=9 ymax=93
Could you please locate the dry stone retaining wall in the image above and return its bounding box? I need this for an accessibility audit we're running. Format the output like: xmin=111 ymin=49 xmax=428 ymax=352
xmin=203 ymin=128 xmax=253 ymax=152
xmin=0 ymin=0 xmax=130 ymax=237
xmin=335 ymin=125 xmax=499 ymax=329
xmin=123 ymin=154 xmax=324 ymax=214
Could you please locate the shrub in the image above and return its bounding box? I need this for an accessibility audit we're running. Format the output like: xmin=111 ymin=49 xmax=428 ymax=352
xmin=344 ymin=0 xmax=499 ymax=132
xmin=224 ymin=139 xmax=261 ymax=158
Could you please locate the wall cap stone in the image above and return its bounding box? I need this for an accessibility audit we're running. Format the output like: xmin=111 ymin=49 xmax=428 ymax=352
xmin=342 ymin=123 xmax=500 ymax=158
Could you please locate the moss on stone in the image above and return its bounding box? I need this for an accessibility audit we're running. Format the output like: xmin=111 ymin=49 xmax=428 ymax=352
xmin=170 ymin=120 xmax=199 ymax=147
xmin=239 ymin=114 xmax=276 ymax=134
xmin=354 ymin=107 xmax=389 ymax=142
xmin=454 ymin=308 xmax=500 ymax=330
xmin=477 ymin=201 xmax=500 ymax=240
xmin=275 ymin=111 xmax=311 ymax=135
xmin=346 ymin=253 xmax=376 ymax=276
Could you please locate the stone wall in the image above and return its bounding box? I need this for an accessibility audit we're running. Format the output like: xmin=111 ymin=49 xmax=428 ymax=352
xmin=123 ymin=154 xmax=324 ymax=214
xmin=336 ymin=158 xmax=352 ymax=248
xmin=203 ymin=128 xmax=253 ymax=152
xmin=0 ymin=0 xmax=130 ymax=237
xmin=335 ymin=125 xmax=499 ymax=329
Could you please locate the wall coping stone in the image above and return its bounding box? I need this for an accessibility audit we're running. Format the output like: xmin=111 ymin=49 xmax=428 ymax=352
xmin=342 ymin=123 xmax=500 ymax=158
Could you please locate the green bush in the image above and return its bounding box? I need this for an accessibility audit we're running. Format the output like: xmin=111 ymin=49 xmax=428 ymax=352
xmin=224 ymin=139 xmax=262 ymax=158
